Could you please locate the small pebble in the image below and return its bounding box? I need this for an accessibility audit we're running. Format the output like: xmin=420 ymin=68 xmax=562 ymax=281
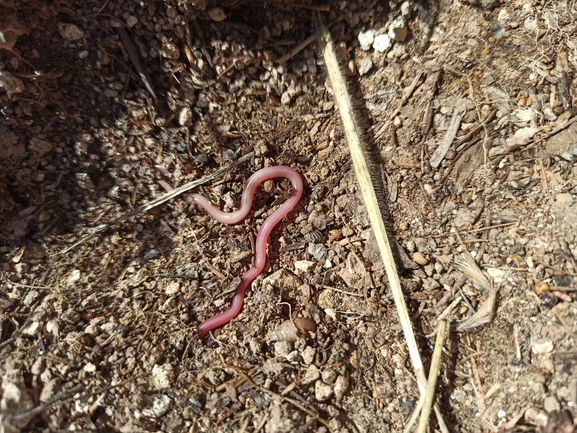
xmin=373 ymin=34 xmax=392 ymax=52
xmin=358 ymin=29 xmax=375 ymax=51
xmin=58 ymin=23 xmax=85 ymax=41
xmin=412 ymin=252 xmax=429 ymax=266
xmin=524 ymin=17 xmax=537 ymax=31
xmin=357 ymin=57 xmax=373 ymax=76
xmin=321 ymin=368 xmax=338 ymax=385
xmin=315 ymin=380 xmax=334 ymax=401
xmin=489 ymin=22 xmax=504 ymax=40
xmin=389 ymin=16 xmax=408 ymax=42
xmin=178 ymin=107 xmax=193 ymax=126
xmin=208 ymin=7 xmax=226 ymax=21
xmin=334 ymin=374 xmax=349 ymax=401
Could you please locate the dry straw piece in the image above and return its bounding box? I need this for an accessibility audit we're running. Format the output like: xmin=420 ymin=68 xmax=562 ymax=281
xmin=453 ymin=251 xmax=498 ymax=332
xmin=316 ymin=15 xmax=448 ymax=432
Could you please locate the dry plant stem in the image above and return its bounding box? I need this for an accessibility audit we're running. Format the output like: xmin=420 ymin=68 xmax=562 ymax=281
xmin=12 ymin=373 xmax=146 ymax=422
xmin=374 ymin=70 xmax=425 ymax=140
xmin=227 ymin=365 xmax=333 ymax=433
xmin=117 ymin=27 xmax=158 ymax=101
xmin=430 ymin=107 xmax=463 ymax=168
xmin=443 ymin=65 xmax=489 ymax=163
xmin=417 ymin=320 xmax=448 ymax=433
xmin=277 ymin=34 xmax=317 ymax=64
xmin=468 ymin=336 xmax=486 ymax=413
xmin=60 ymin=152 xmax=255 ymax=253
xmin=461 ymin=221 xmax=517 ymax=234
xmin=12 ymin=385 xmax=83 ymax=423
xmin=316 ymin=17 xmax=451 ymax=431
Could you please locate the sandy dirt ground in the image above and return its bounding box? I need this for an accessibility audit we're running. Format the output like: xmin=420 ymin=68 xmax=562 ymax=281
xmin=1 ymin=0 xmax=576 ymax=432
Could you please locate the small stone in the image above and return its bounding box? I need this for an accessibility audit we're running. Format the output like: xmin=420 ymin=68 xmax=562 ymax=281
xmin=358 ymin=57 xmax=373 ymax=76
xmin=531 ymin=339 xmax=553 ymax=354
xmin=164 ymin=279 xmax=182 ymax=295
xmin=294 ymin=260 xmax=316 ymax=274
xmin=401 ymin=1 xmax=411 ymax=16
xmin=83 ymin=363 xmax=96 ymax=373
xmin=342 ymin=226 xmax=354 ymax=237
xmin=389 ymin=16 xmax=408 ymax=42
xmin=40 ymin=378 xmax=61 ymax=403
xmin=358 ymin=29 xmax=374 ymax=51
xmin=144 ymin=249 xmax=159 ymax=260
xmin=308 ymin=243 xmax=329 ymax=266
xmin=543 ymin=395 xmax=561 ymax=412
xmin=66 ymin=269 xmax=80 ymax=285
xmin=58 ymin=23 xmax=85 ymax=41
xmin=31 ymin=358 xmax=45 ymax=375
xmin=46 ymin=320 xmax=59 ymax=337
xmin=262 ymin=269 xmax=303 ymax=300
xmin=489 ymin=22 xmax=504 ymax=40
xmin=302 ymin=346 xmax=316 ymax=365
xmin=321 ymin=368 xmax=338 ymax=385
xmin=285 ymin=350 xmax=301 ymax=363
xmin=412 ymin=251 xmax=429 ymax=266
xmin=406 ymin=240 xmax=416 ymax=252
xmin=524 ymin=17 xmax=538 ymax=31
xmin=302 ymin=366 xmax=320 ymax=385
xmin=334 ymin=374 xmax=349 ymax=402
xmin=315 ymin=380 xmax=334 ymax=401
xmin=208 ymin=7 xmax=226 ymax=21
xmin=308 ymin=210 xmax=327 ymax=230
xmin=328 ymin=229 xmax=343 ymax=241
xmin=143 ymin=394 xmax=172 ymax=418
xmin=152 ymin=364 xmax=175 ymax=390
xmin=524 ymin=407 xmax=548 ymax=428
xmin=178 ymin=107 xmax=193 ymax=126
xmin=126 ymin=16 xmax=138 ymax=27
xmin=196 ymin=92 xmax=208 ymax=108
xmin=274 ymin=341 xmax=293 ymax=358
xmin=373 ymin=34 xmax=392 ymax=52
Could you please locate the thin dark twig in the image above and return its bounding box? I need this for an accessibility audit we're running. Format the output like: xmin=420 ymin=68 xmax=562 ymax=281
xmin=60 ymin=152 xmax=255 ymax=253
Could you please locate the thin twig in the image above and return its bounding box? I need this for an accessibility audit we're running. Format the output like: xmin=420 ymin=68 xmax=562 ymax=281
xmin=317 ymin=284 xmax=365 ymax=297
xmin=417 ymin=320 xmax=448 ymax=433
xmin=460 ymin=221 xmax=517 ymax=234
xmin=277 ymin=34 xmax=317 ymax=64
xmin=468 ymin=337 xmax=486 ymax=413
xmin=227 ymin=365 xmax=333 ymax=433
xmin=116 ymin=27 xmax=158 ymax=101
xmin=1 ymin=271 xmax=55 ymax=290
xmin=59 ymin=152 xmax=255 ymax=253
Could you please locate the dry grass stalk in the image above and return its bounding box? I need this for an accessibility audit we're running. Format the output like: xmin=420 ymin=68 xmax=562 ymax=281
xmin=417 ymin=319 xmax=448 ymax=433
xmin=317 ymin=14 xmax=448 ymax=433
xmin=60 ymin=151 xmax=255 ymax=254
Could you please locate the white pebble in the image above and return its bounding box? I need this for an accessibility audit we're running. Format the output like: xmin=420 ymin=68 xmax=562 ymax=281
xmin=358 ymin=57 xmax=373 ymax=76
xmin=373 ymin=34 xmax=392 ymax=52
xmin=358 ymin=29 xmax=374 ymax=51
xmin=315 ymin=380 xmax=334 ymax=401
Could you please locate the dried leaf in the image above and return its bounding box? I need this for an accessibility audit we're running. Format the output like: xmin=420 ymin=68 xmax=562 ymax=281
xmin=454 ymin=253 xmax=492 ymax=293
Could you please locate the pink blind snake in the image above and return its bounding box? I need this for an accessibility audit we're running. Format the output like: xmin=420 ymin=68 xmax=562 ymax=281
xmin=189 ymin=166 xmax=303 ymax=339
